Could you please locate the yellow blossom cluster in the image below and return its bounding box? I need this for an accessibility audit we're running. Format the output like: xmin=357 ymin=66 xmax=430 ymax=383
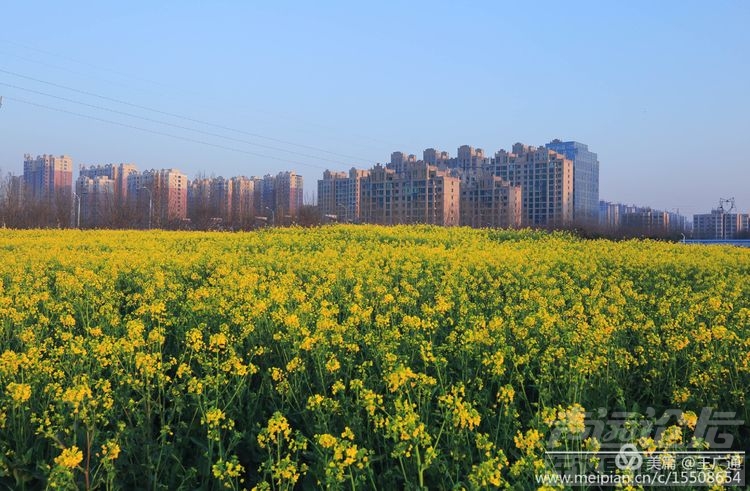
xmin=54 ymin=446 xmax=83 ymax=469
xmin=6 ymin=382 xmax=31 ymax=404
xmin=0 ymin=226 xmax=747 ymax=489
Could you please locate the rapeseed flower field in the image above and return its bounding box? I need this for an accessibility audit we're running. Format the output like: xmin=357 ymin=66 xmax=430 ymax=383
xmin=0 ymin=226 xmax=748 ymax=489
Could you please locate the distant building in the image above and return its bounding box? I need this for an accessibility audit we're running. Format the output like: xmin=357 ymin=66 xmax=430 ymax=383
xmin=600 ymin=200 xmax=688 ymax=234
xmin=319 ymin=140 xmax=602 ymax=230
xmin=186 ymin=175 xmax=260 ymax=229
xmin=317 ymin=168 xmax=369 ymax=222
xmin=545 ymin=140 xmax=599 ymax=224
xmin=79 ymin=163 xmax=137 ymax=207
xmin=274 ymin=171 xmax=304 ymax=224
xmin=599 ymin=200 xmax=622 ymax=229
xmin=23 ymin=153 xmax=73 ymax=203
xmin=259 ymin=174 xmax=276 ymax=219
xmin=210 ymin=176 xmax=232 ymax=222
xmin=78 ymin=163 xmax=138 ymax=227
xmin=251 ymin=176 xmax=264 ymax=220
xmin=76 ymin=175 xmax=115 ymax=227
xmin=389 ymin=152 xmax=417 ymax=174
xmin=693 ymin=208 xmax=749 ymax=239
xmin=491 ymin=144 xmax=574 ymax=227
xmin=22 ymin=153 xmax=73 ymax=226
xmin=230 ymin=176 xmax=257 ymax=228
xmin=318 ymin=170 xmax=347 ymax=221
xmin=667 ymin=210 xmax=689 ymax=233
xmin=360 ymin=161 xmax=460 ymax=226
xmin=456 ymin=145 xmax=487 ymax=175
xmin=460 ymin=173 xmax=522 ymax=228
xmin=423 ymin=148 xmax=450 ymax=167
xmin=187 ymin=177 xmax=212 ymax=223
xmin=621 ymin=207 xmax=671 ymax=233
xmin=235 ymin=171 xmax=305 ymax=226
xmin=128 ymin=168 xmax=187 ymax=227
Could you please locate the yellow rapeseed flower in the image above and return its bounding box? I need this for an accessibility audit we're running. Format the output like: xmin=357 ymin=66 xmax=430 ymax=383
xmin=55 ymin=446 xmax=83 ymax=468
xmin=7 ymin=382 xmax=31 ymax=404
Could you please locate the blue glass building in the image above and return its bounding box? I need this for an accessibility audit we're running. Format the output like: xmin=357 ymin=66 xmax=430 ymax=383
xmin=545 ymin=140 xmax=599 ymax=224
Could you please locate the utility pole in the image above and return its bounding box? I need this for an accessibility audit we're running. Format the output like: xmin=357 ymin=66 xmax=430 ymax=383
xmin=73 ymin=192 xmax=81 ymax=228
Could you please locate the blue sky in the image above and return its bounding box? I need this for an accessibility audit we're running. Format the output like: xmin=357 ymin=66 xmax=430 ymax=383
xmin=0 ymin=1 xmax=747 ymax=216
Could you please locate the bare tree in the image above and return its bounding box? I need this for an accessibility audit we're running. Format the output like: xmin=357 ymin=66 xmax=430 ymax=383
xmin=297 ymin=205 xmax=322 ymax=227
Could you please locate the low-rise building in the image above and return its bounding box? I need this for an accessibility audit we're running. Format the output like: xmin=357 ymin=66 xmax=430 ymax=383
xmin=693 ymin=209 xmax=749 ymax=239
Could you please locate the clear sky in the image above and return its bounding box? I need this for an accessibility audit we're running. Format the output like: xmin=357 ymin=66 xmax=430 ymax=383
xmin=0 ymin=1 xmax=747 ymax=216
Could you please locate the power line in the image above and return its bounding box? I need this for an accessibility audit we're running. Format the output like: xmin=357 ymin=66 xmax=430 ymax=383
xmin=3 ymin=95 xmax=330 ymax=172
xmin=0 ymin=49 xmax=161 ymax=95
xmin=0 ymin=81 xmax=357 ymax=167
xmin=0 ymin=38 xmax=174 ymax=88
xmin=0 ymin=38 xmax=406 ymax=151
xmin=0 ymin=67 xmax=376 ymax=165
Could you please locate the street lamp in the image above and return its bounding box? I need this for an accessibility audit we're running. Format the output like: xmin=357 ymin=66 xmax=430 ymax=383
xmin=265 ymin=207 xmax=275 ymax=227
xmin=139 ymin=187 xmax=152 ymax=230
xmin=72 ymin=192 xmax=81 ymax=229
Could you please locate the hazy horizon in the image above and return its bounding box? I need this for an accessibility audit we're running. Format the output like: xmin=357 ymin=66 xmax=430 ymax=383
xmin=1 ymin=1 xmax=748 ymax=217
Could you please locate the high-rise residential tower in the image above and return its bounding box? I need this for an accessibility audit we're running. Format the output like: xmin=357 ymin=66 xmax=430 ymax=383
xmin=455 ymin=145 xmax=487 ymax=175
xmin=23 ymin=154 xmax=73 ymax=203
xmin=230 ymin=176 xmax=257 ymax=228
xmin=128 ymin=168 xmax=187 ymax=227
xmin=23 ymin=153 xmax=74 ymax=226
xmin=359 ymin=161 xmax=460 ymax=226
xmin=318 ymin=168 xmax=369 ymax=222
xmin=544 ymin=140 xmax=599 ymax=224
xmin=77 ymin=163 xmax=138 ymax=227
xmin=460 ymin=173 xmax=522 ymax=228
xmin=491 ymin=144 xmax=573 ymax=227
xmin=274 ymin=171 xmax=304 ymax=224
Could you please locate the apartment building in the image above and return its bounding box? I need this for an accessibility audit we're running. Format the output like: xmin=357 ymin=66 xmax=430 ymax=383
xmin=545 ymin=140 xmax=599 ymax=224
xmin=389 ymin=152 xmax=417 ymax=174
xmin=215 ymin=172 xmax=303 ymax=226
xmin=423 ymin=148 xmax=450 ymax=167
xmin=599 ymin=200 xmax=622 ymax=229
xmin=23 ymin=154 xmax=73 ymax=203
xmin=128 ymin=168 xmax=187 ymax=227
xmin=230 ymin=176 xmax=257 ymax=228
xmin=317 ymin=168 xmax=369 ymax=222
xmin=77 ymin=163 xmax=138 ymax=227
xmin=460 ymin=173 xmax=522 ymax=228
xmin=21 ymin=153 xmax=73 ymax=226
xmin=359 ymin=161 xmax=460 ymax=226
xmin=76 ymin=174 xmax=115 ymax=227
xmin=187 ymin=177 xmax=212 ymax=222
xmin=621 ymin=207 xmax=671 ymax=233
xmin=455 ymin=145 xmax=488 ymax=175
xmin=79 ymin=163 xmax=137 ymax=206
xmin=693 ymin=209 xmax=749 ymax=239
xmin=600 ymin=201 xmax=688 ymax=234
xmin=210 ymin=176 xmax=232 ymax=222
xmin=274 ymin=171 xmax=304 ymax=224
xmin=491 ymin=144 xmax=573 ymax=227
